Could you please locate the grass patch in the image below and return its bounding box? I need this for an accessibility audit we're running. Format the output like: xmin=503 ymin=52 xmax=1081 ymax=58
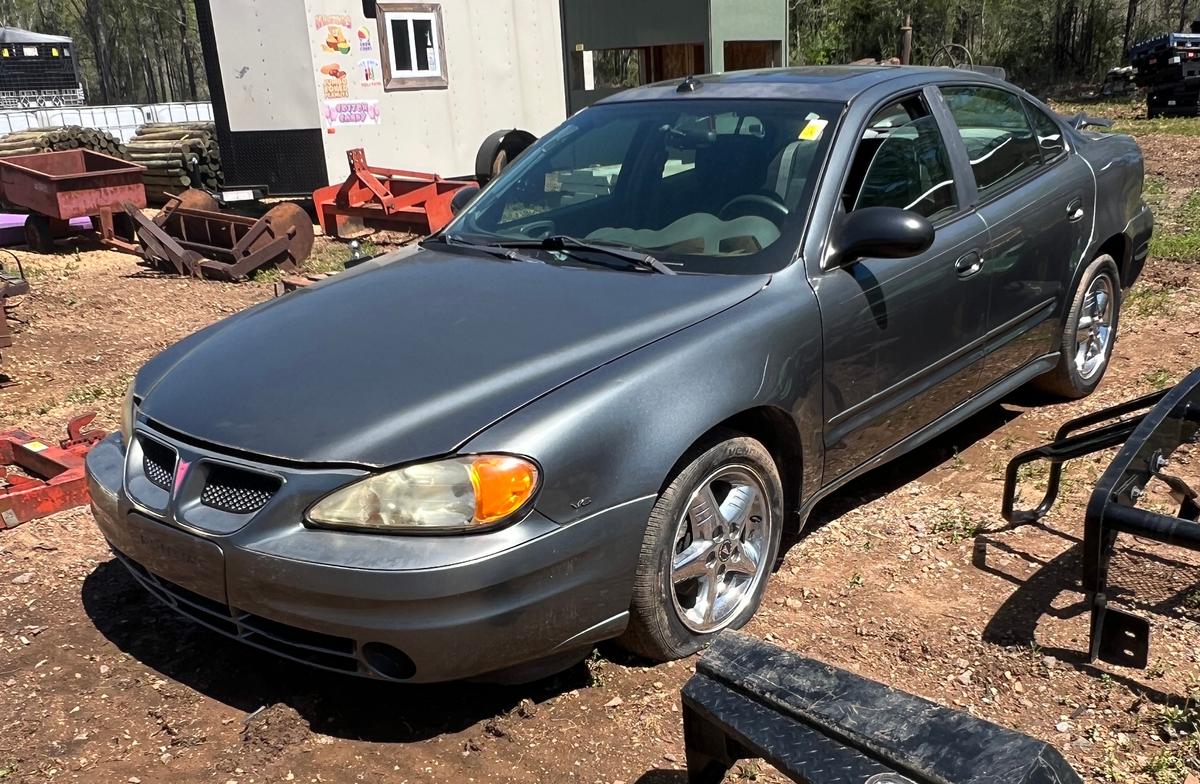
xmin=1144 ymin=749 xmax=1190 ymax=784
xmin=252 ymin=267 xmax=282 ymax=284
xmin=1146 ymin=368 xmax=1175 ymax=391
xmin=1152 ymin=188 xmax=1200 ymax=260
xmin=1113 ymin=116 xmax=1200 ymax=136
xmin=304 ymin=239 xmax=380 ymax=275
xmin=1126 ymin=284 xmax=1174 ymax=318
xmin=931 ymin=506 xmax=985 ymax=544
xmin=63 ymin=376 xmax=130 ymax=407
xmin=1184 ymin=589 xmax=1200 ymax=610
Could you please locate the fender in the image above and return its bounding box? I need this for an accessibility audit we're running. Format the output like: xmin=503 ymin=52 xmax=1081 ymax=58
xmin=463 ymin=268 xmax=824 ymax=528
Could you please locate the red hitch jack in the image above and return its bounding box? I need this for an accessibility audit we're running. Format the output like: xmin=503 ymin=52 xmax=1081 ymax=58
xmin=0 ymin=413 xmax=106 ymax=529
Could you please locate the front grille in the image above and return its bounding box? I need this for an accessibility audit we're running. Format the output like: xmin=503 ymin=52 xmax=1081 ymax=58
xmin=141 ymin=438 xmax=176 ymax=491
xmin=200 ymin=464 xmax=279 ymax=514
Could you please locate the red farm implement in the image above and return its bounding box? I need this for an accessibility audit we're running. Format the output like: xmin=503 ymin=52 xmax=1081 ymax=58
xmin=313 ymin=148 xmax=477 ymax=239
xmin=0 ymin=414 xmax=105 ymax=529
xmin=0 ymin=149 xmax=145 ymax=253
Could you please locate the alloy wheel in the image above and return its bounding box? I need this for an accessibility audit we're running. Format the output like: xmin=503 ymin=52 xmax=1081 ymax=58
xmin=669 ymin=465 xmax=773 ymax=633
xmin=1074 ymin=273 xmax=1115 ymax=381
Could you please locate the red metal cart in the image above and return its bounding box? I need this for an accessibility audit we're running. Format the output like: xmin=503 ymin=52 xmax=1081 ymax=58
xmin=0 ymin=149 xmax=146 ymax=253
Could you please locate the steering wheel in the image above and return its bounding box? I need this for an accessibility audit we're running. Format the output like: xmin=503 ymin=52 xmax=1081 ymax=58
xmin=514 ymin=219 xmax=555 ymax=240
xmin=719 ymin=192 xmax=789 ymax=222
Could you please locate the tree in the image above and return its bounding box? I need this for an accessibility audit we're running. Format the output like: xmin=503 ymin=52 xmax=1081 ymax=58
xmin=0 ymin=0 xmax=208 ymax=104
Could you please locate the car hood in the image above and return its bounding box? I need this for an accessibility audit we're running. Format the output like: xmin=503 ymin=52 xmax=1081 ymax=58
xmin=137 ymin=246 xmax=767 ymax=466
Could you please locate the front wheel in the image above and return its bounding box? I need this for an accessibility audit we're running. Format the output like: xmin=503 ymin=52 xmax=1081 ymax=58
xmin=618 ymin=433 xmax=783 ymax=661
xmin=1033 ymin=253 xmax=1122 ymax=399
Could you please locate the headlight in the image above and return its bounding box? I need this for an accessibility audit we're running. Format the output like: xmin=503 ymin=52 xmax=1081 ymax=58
xmin=120 ymin=380 xmax=137 ymax=447
xmin=307 ymin=454 xmax=539 ymax=533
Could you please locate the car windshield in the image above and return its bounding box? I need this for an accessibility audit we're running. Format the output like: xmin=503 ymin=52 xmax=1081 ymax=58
xmin=447 ymin=98 xmax=842 ymax=274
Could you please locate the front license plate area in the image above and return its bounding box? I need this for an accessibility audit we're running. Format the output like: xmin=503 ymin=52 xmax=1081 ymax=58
xmin=113 ymin=512 xmax=227 ymax=604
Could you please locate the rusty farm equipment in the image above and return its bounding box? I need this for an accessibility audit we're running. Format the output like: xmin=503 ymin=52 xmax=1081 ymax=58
xmin=126 ymin=189 xmax=315 ymax=281
xmin=313 ymin=148 xmax=478 ymax=239
xmin=0 ymin=149 xmax=145 ymax=253
xmin=0 ymin=413 xmax=105 ymax=529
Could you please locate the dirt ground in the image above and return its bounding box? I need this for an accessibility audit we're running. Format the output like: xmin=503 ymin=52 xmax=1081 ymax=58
xmin=2 ymin=110 xmax=1200 ymax=784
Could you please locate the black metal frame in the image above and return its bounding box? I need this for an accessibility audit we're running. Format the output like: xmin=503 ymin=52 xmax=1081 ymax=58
xmin=1002 ymin=367 xmax=1200 ymax=668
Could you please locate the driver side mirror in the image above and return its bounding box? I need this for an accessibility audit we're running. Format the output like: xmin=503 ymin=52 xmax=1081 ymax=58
xmin=829 ymin=207 xmax=934 ymax=268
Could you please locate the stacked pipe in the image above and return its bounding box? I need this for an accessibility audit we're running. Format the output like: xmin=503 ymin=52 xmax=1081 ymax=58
xmin=0 ymin=126 xmax=128 ymax=157
xmin=127 ymin=122 xmax=223 ymax=204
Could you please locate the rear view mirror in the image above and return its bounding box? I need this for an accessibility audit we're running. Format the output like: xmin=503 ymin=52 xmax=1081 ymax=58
xmin=830 ymin=207 xmax=934 ymax=266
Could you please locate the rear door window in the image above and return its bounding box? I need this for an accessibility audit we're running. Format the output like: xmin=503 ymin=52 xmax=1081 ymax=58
xmin=940 ymin=86 xmax=1043 ymax=199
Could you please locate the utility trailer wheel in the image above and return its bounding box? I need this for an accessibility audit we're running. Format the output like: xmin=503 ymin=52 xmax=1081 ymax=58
xmin=23 ymin=214 xmax=54 ymax=254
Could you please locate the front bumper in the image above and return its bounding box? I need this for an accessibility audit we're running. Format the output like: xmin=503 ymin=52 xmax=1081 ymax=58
xmin=85 ymin=431 xmax=651 ymax=682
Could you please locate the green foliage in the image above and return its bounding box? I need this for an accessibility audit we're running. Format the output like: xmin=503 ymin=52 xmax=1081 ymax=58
xmin=1145 ymin=367 xmax=1175 ymax=390
xmin=931 ymin=505 xmax=984 ymax=543
xmin=1153 ymin=188 xmax=1200 ymax=260
xmin=788 ymin=0 xmax=1191 ymax=87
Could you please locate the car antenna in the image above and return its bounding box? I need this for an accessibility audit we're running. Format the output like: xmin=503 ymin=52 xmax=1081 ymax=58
xmin=677 ymin=75 xmax=701 ymax=93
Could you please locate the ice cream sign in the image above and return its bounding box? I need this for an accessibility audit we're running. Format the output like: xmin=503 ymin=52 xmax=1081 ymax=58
xmin=323 ymin=99 xmax=381 ymax=126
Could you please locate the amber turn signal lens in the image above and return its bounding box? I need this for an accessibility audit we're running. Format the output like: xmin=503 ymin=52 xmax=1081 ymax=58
xmin=468 ymin=455 xmax=539 ymax=524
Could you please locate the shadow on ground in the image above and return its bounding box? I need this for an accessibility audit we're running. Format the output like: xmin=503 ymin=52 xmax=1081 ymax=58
xmin=783 ymin=399 xmax=1027 ymax=559
xmin=974 ymin=514 xmax=1200 ymax=703
xmin=81 ymin=559 xmax=591 ymax=743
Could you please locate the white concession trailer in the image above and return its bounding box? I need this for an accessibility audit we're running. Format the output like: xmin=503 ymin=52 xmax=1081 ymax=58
xmin=194 ymin=0 xmax=788 ymax=196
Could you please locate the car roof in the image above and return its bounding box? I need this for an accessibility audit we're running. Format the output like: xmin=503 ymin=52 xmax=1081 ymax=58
xmin=594 ymin=65 xmax=1009 ymax=106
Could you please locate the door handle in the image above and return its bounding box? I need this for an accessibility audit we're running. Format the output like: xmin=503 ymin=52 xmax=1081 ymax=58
xmin=1066 ymin=198 xmax=1085 ymax=222
xmin=954 ymin=251 xmax=983 ymax=278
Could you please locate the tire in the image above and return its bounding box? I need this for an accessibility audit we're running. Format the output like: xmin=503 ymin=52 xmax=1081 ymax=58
xmin=618 ymin=431 xmax=784 ymax=661
xmin=24 ymin=214 xmax=54 ymax=254
xmin=1033 ymin=254 xmax=1122 ymax=399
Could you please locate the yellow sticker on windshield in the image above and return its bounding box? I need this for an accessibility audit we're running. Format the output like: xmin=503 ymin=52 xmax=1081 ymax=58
xmin=799 ymin=118 xmax=828 ymax=141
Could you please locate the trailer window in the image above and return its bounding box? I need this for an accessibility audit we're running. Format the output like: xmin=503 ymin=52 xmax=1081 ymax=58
xmin=377 ymin=3 xmax=447 ymax=90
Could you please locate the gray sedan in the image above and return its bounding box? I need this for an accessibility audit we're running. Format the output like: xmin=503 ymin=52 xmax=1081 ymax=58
xmin=86 ymin=66 xmax=1152 ymax=682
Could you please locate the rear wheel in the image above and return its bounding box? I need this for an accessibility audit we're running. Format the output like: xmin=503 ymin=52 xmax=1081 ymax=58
xmin=618 ymin=433 xmax=783 ymax=661
xmin=1033 ymin=254 xmax=1121 ymax=399
xmin=23 ymin=214 xmax=54 ymax=253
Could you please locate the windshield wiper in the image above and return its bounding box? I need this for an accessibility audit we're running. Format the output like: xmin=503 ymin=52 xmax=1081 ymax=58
xmin=494 ymin=235 xmax=676 ymax=275
xmin=421 ymin=233 xmax=540 ymax=263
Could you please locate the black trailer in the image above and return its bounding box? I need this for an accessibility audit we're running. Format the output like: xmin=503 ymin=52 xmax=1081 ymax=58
xmin=0 ymin=27 xmax=82 ymax=110
xmin=1129 ymin=26 xmax=1200 ymax=117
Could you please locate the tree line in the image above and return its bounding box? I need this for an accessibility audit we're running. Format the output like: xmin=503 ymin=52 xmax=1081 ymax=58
xmin=788 ymin=0 xmax=1197 ymax=86
xmin=0 ymin=0 xmax=206 ymax=105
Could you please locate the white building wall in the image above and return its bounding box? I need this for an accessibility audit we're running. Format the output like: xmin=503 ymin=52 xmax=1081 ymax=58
xmin=302 ymin=0 xmax=567 ymax=181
